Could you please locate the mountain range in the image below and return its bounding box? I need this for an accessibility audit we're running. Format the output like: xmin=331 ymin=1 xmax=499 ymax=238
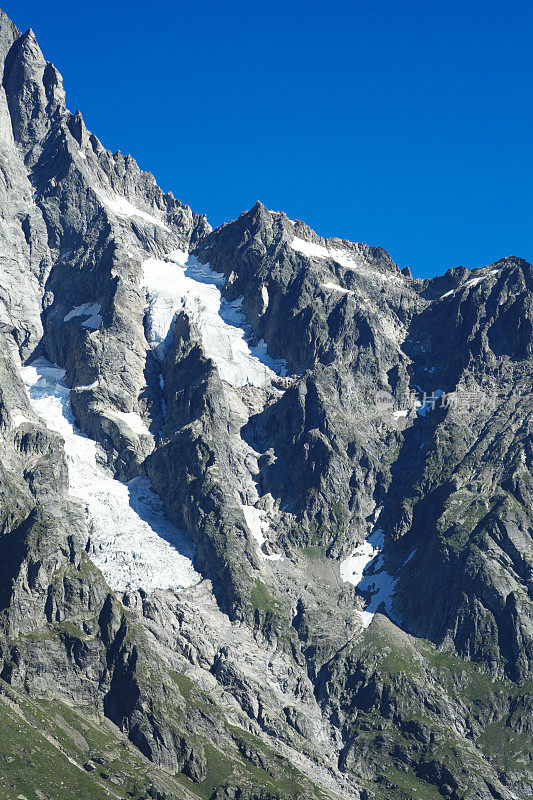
xmin=0 ymin=8 xmax=531 ymax=800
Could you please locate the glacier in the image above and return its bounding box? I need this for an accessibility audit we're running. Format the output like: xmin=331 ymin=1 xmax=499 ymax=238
xmin=21 ymin=358 xmax=200 ymax=593
xmin=142 ymin=250 xmax=287 ymax=387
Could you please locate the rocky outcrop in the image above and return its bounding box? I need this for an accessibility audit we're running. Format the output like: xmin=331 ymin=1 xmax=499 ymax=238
xmin=0 ymin=8 xmax=530 ymax=800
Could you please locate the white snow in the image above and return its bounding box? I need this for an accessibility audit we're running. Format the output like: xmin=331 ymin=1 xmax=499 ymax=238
xmin=291 ymin=237 xmax=333 ymax=260
xmin=78 ymin=150 xmax=86 ymax=160
xmin=95 ymin=188 xmax=171 ymax=231
xmin=73 ymin=380 xmax=99 ymax=392
xmin=241 ymin=504 xmax=282 ymax=561
xmin=291 ymin=236 xmax=358 ymax=268
xmin=107 ymin=410 xmax=151 ymax=437
xmin=260 ymin=284 xmax=269 ymax=310
xmin=20 ymin=358 xmax=200 ymax=593
xmin=142 ymin=251 xmax=287 ymax=387
xmin=392 ymin=409 xmax=408 ymax=418
xmin=12 ymin=413 xmax=31 ymax=427
xmin=441 ymin=269 xmax=500 ymax=299
xmin=290 ymin=237 xmax=405 ymax=285
xmin=340 ymin=529 xmax=398 ymax=629
xmin=463 ymin=275 xmax=485 ymax=289
xmin=321 ymin=282 xmax=352 ymax=294
xmin=340 ymin=538 xmax=378 ymax=587
xmin=64 ymin=303 xmax=102 ymax=330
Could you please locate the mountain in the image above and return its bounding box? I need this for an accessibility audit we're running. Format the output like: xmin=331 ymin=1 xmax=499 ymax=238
xmin=0 ymin=8 xmax=530 ymax=800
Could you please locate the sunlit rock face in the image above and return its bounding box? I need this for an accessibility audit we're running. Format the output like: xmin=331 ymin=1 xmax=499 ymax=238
xmin=0 ymin=8 xmax=530 ymax=800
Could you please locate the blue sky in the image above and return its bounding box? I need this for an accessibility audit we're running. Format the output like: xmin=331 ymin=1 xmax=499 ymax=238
xmin=4 ymin=0 xmax=532 ymax=277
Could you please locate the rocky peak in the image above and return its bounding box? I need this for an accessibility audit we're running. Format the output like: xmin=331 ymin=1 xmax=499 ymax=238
xmin=0 ymin=7 xmax=529 ymax=800
xmin=0 ymin=8 xmax=20 ymax=70
xmin=3 ymin=26 xmax=66 ymax=160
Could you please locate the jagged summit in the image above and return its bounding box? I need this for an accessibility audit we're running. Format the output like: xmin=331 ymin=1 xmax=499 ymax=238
xmin=0 ymin=7 xmax=530 ymax=800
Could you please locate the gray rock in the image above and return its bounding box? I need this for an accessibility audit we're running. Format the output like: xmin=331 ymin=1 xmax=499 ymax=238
xmin=0 ymin=8 xmax=529 ymax=800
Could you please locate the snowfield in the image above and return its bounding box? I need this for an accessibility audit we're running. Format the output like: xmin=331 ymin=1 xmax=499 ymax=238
xmin=142 ymin=250 xmax=287 ymax=387
xmin=340 ymin=529 xmax=398 ymax=629
xmin=21 ymin=358 xmax=200 ymax=593
xmin=64 ymin=302 xmax=102 ymax=330
xmin=291 ymin=236 xmax=404 ymax=286
xmin=291 ymin=236 xmax=359 ymax=268
xmin=107 ymin=409 xmax=151 ymax=437
xmin=321 ymin=281 xmax=352 ymax=294
xmin=440 ymin=269 xmax=500 ymax=299
xmin=241 ymin=504 xmax=282 ymax=561
xmin=95 ymin=188 xmax=171 ymax=231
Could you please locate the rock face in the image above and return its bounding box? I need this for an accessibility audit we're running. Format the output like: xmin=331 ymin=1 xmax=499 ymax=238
xmin=0 ymin=8 xmax=530 ymax=800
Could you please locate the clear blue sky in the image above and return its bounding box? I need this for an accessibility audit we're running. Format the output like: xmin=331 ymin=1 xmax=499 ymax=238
xmin=3 ymin=1 xmax=532 ymax=277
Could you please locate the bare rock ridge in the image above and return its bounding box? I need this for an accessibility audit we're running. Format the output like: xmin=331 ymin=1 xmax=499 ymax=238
xmin=0 ymin=8 xmax=530 ymax=800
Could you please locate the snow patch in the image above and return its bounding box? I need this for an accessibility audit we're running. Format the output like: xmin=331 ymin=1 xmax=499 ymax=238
xmin=107 ymin=410 xmax=151 ymax=437
xmin=321 ymin=282 xmax=352 ymax=294
xmin=463 ymin=275 xmax=485 ymax=289
xmin=95 ymin=189 xmax=170 ymax=231
xmin=21 ymin=358 xmax=199 ymax=592
xmin=290 ymin=237 xmax=404 ymax=285
xmin=241 ymin=505 xmax=282 ymax=561
xmin=12 ymin=413 xmax=31 ymax=427
xmin=142 ymin=251 xmax=287 ymax=387
xmin=64 ymin=303 xmax=102 ymax=330
xmin=73 ymin=380 xmax=99 ymax=392
xmin=441 ymin=269 xmax=500 ymax=299
xmin=291 ymin=236 xmax=358 ymax=268
xmin=340 ymin=529 xmax=398 ymax=629
xmin=260 ymin=284 xmax=269 ymax=310
xmin=340 ymin=539 xmax=378 ymax=587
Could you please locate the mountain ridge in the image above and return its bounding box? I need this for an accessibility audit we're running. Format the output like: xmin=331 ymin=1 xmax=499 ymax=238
xmin=0 ymin=8 xmax=530 ymax=800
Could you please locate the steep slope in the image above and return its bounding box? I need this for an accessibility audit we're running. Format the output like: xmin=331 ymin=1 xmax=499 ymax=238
xmin=0 ymin=8 xmax=530 ymax=800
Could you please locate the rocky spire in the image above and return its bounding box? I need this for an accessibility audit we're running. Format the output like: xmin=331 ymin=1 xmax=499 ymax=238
xmin=0 ymin=8 xmax=20 ymax=75
xmin=3 ymin=26 xmax=65 ymax=160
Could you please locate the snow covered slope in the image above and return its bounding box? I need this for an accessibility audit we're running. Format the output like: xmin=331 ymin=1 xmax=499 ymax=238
xmin=142 ymin=250 xmax=287 ymax=386
xmin=340 ymin=529 xmax=398 ymax=629
xmin=21 ymin=359 xmax=200 ymax=592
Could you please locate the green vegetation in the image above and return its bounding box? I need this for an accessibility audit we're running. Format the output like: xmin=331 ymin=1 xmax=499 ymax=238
xmin=351 ymin=622 xmax=421 ymax=676
xmin=300 ymin=544 xmax=327 ymax=559
xmin=168 ymin=669 xmax=196 ymax=700
xmin=174 ymin=726 xmax=333 ymax=800
xmin=250 ymin=578 xmax=281 ymax=614
xmin=384 ymin=767 xmax=445 ymax=800
xmin=417 ymin=639 xmax=511 ymax=701
xmin=477 ymin=720 xmax=533 ymax=776
xmin=0 ymin=694 xmax=115 ymax=800
xmin=341 ymin=619 xmax=531 ymax=800
xmin=174 ymin=741 xmax=234 ymax=800
xmin=0 ymin=680 xmax=181 ymax=800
